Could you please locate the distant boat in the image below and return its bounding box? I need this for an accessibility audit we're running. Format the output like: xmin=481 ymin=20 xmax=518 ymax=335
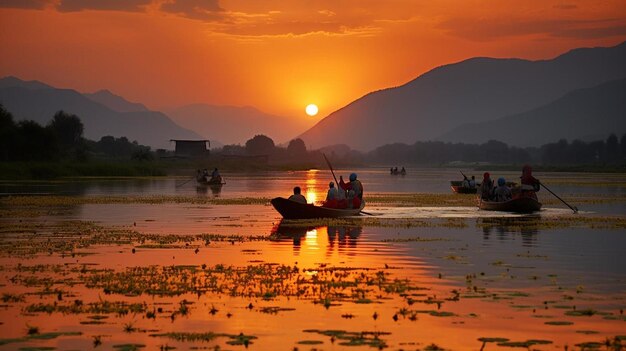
xmin=478 ymin=196 xmax=541 ymax=213
xmin=450 ymin=181 xmax=478 ymax=194
xmin=270 ymin=197 xmax=364 ymax=219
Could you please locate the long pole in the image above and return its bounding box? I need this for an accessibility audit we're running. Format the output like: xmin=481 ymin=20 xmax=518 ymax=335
xmin=539 ymin=181 xmax=578 ymax=214
xmin=322 ymin=153 xmax=339 ymax=186
xmin=176 ymin=176 xmax=196 ymax=188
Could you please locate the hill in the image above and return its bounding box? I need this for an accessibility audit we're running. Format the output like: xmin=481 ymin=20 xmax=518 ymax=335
xmin=0 ymin=77 xmax=201 ymax=149
xmin=298 ymin=41 xmax=626 ymax=151
xmin=83 ymin=89 xmax=148 ymax=113
xmin=437 ymin=79 xmax=626 ymax=147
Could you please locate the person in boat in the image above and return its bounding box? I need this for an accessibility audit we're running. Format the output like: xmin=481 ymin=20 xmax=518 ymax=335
xmin=288 ymin=186 xmax=307 ymax=204
xmin=323 ymin=182 xmax=339 ymax=208
xmin=209 ymin=168 xmax=222 ymax=184
xmin=196 ymin=169 xmax=203 ymax=182
xmin=493 ymin=177 xmax=512 ymax=202
xmin=400 ymin=167 xmax=406 ymax=175
xmin=469 ymin=176 xmax=476 ymax=189
xmin=479 ymin=172 xmax=494 ymax=200
xmin=390 ymin=167 xmax=394 ymax=175
xmin=339 ymin=173 xmax=363 ymax=209
xmin=202 ymin=168 xmax=210 ymax=182
xmin=461 ymin=175 xmax=470 ymax=188
xmin=519 ymin=165 xmax=540 ymax=200
xmin=393 ymin=167 xmax=398 ymax=175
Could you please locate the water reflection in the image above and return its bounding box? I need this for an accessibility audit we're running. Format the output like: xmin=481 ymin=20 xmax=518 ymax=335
xmin=196 ymin=183 xmax=223 ymax=197
xmin=271 ymin=221 xmax=363 ymax=258
xmin=478 ymin=217 xmax=540 ymax=247
xmin=305 ymin=169 xmax=319 ymax=204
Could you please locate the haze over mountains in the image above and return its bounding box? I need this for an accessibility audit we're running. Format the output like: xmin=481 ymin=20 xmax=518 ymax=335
xmin=299 ymin=41 xmax=626 ymax=151
xmin=0 ymin=76 xmax=312 ymax=149
xmin=165 ymin=104 xmax=314 ymax=147
xmin=0 ymin=77 xmax=201 ymax=149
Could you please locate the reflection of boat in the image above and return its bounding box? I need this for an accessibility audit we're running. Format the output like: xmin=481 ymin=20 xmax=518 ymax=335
xmin=197 ymin=178 xmax=225 ymax=186
xmin=270 ymin=197 xmax=364 ymax=219
xmin=479 ymin=196 xmax=542 ymax=213
xmin=450 ymin=181 xmax=478 ymax=194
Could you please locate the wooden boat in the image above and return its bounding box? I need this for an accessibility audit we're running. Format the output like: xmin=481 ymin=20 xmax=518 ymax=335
xmin=478 ymin=196 xmax=542 ymax=213
xmin=450 ymin=181 xmax=478 ymax=194
xmin=271 ymin=197 xmax=365 ymax=219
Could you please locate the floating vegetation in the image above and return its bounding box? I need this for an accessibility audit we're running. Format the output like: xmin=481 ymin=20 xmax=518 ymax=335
xmin=0 ymin=331 xmax=82 ymax=346
xmin=150 ymin=332 xmax=258 ymax=347
xmin=303 ymin=329 xmax=390 ymax=348
xmin=497 ymin=339 xmax=553 ymax=347
xmin=0 ymin=195 xmax=270 ymax=207
xmin=544 ymin=321 xmax=574 ymax=326
xmin=112 ymin=344 xmax=146 ymax=351
xmin=24 ymin=300 xmax=147 ymax=315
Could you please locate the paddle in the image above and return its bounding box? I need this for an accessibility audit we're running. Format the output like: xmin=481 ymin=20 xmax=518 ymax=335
xmin=460 ymin=170 xmax=469 ymax=181
xmin=176 ymin=176 xmax=196 ymax=188
xmin=322 ymin=153 xmax=339 ymax=186
xmin=539 ymin=181 xmax=578 ymax=214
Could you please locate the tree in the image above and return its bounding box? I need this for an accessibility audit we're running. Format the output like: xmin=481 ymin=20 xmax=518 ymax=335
xmin=15 ymin=120 xmax=59 ymax=161
xmin=0 ymin=104 xmax=16 ymax=161
xmin=245 ymin=134 xmax=275 ymax=155
xmin=48 ymin=111 xmax=84 ymax=148
xmin=605 ymin=134 xmax=619 ymax=163
xmin=287 ymin=138 xmax=307 ymax=157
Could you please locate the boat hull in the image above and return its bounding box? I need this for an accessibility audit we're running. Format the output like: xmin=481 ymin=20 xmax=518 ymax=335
xmin=271 ymin=197 xmax=364 ymax=219
xmin=479 ymin=196 xmax=542 ymax=213
xmin=450 ymin=181 xmax=477 ymax=194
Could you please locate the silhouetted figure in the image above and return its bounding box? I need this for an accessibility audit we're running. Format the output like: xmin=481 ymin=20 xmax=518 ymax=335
xmin=288 ymin=186 xmax=307 ymax=204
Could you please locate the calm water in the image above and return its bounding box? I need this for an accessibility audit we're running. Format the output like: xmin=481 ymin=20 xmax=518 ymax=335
xmin=1 ymin=169 xmax=625 ymax=350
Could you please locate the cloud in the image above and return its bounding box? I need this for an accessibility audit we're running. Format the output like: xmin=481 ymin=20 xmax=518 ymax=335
xmin=439 ymin=17 xmax=626 ymax=41
xmin=160 ymin=0 xmax=224 ymax=21
xmin=56 ymin=0 xmax=152 ymax=12
xmin=0 ymin=0 xmax=53 ymax=10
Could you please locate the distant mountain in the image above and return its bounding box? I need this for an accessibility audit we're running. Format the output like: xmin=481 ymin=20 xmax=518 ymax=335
xmin=83 ymin=90 xmax=148 ymax=113
xmin=298 ymin=41 xmax=626 ymax=151
xmin=0 ymin=75 xmax=53 ymax=90
xmin=166 ymin=104 xmax=314 ymax=146
xmin=0 ymin=77 xmax=201 ymax=149
xmin=438 ymin=79 xmax=626 ymax=147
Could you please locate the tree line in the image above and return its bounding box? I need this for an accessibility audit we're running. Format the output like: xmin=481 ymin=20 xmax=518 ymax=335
xmin=0 ymin=104 xmax=154 ymax=162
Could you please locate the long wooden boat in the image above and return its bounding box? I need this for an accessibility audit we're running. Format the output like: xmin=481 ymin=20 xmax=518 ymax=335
xmin=450 ymin=181 xmax=478 ymax=194
xmin=271 ymin=197 xmax=365 ymax=219
xmin=479 ymin=196 xmax=542 ymax=213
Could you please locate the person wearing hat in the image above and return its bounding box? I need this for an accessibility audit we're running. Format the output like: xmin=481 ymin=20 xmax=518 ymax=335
xmin=479 ymin=172 xmax=494 ymax=200
xmin=494 ymin=177 xmax=512 ymax=202
xmin=339 ymin=173 xmax=363 ymax=208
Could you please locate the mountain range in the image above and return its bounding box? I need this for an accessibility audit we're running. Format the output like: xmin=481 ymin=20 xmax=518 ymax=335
xmin=298 ymin=41 xmax=626 ymax=151
xmin=0 ymin=77 xmax=201 ymax=149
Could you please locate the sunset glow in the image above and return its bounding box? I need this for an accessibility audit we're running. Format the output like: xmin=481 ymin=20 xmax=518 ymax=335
xmin=1 ymin=1 xmax=624 ymax=120
xmin=305 ymin=104 xmax=318 ymax=116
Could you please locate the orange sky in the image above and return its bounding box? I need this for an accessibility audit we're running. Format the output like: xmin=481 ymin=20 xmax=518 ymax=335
xmin=1 ymin=0 xmax=625 ymax=120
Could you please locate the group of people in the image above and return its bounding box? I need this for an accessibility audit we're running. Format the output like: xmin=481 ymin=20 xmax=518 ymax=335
xmin=390 ymin=167 xmax=406 ymax=175
xmin=288 ymin=172 xmax=364 ymax=209
xmin=479 ymin=165 xmax=541 ymax=202
xmin=196 ymin=167 xmax=222 ymax=184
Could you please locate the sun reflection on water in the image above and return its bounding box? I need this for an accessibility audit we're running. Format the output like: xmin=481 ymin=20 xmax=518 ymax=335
xmin=305 ymin=169 xmax=319 ymax=204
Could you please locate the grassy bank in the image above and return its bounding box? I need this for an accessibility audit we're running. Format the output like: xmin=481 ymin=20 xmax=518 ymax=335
xmin=0 ymin=161 xmax=167 ymax=179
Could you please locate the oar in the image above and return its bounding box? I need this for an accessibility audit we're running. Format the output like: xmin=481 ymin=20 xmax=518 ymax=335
xmin=460 ymin=170 xmax=468 ymax=181
xmin=176 ymin=176 xmax=196 ymax=188
xmin=539 ymin=181 xmax=578 ymax=214
xmin=322 ymin=153 xmax=339 ymax=186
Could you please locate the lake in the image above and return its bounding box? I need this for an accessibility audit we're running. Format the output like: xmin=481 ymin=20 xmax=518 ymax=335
xmin=0 ymin=168 xmax=625 ymax=350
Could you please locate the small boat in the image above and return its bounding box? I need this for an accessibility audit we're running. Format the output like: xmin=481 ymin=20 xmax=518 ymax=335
xmin=270 ymin=197 xmax=365 ymax=219
xmin=478 ymin=196 xmax=542 ymax=213
xmin=450 ymin=181 xmax=478 ymax=194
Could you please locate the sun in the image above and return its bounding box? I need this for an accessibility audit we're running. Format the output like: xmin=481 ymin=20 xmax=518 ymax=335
xmin=305 ymin=104 xmax=318 ymax=116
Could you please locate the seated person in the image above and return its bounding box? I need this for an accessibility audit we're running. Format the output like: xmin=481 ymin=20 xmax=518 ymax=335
xmin=288 ymin=186 xmax=307 ymax=204
xmin=469 ymin=176 xmax=476 ymax=189
xmin=323 ymin=182 xmax=338 ymax=208
xmin=480 ymin=172 xmax=494 ymax=200
xmin=493 ymin=177 xmax=512 ymax=202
